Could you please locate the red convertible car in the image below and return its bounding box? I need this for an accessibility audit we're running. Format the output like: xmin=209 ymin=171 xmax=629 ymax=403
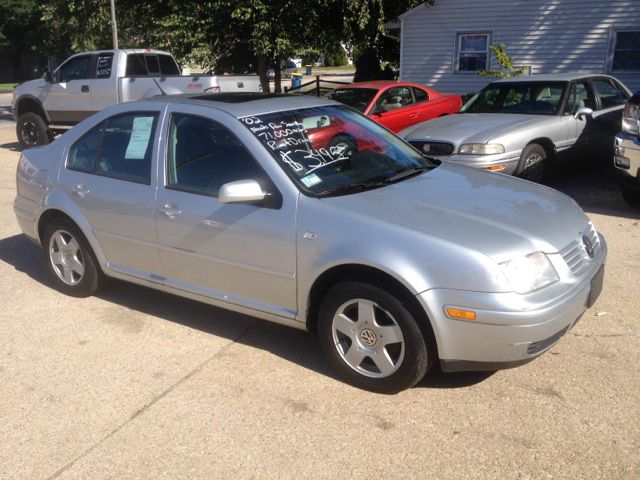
xmin=328 ymin=81 xmax=462 ymax=133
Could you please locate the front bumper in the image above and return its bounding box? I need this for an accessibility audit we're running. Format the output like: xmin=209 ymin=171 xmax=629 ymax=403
xmin=418 ymin=235 xmax=607 ymax=372
xmin=432 ymin=151 xmax=521 ymax=175
xmin=614 ymin=132 xmax=640 ymax=188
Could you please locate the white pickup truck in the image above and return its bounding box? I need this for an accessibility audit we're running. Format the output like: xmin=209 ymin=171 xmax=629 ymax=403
xmin=11 ymin=49 xmax=261 ymax=147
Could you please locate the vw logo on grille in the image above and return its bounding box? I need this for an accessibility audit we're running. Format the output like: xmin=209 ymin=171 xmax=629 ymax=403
xmin=422 ymin=144 xmax=431 ymax=153
xmin=360 ymin=329 xmax=377 ymax=347
xmin=582 ymin=235 xmax=595 ymax=258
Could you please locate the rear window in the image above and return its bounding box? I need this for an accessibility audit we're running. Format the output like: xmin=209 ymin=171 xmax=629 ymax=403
xmin=125 ymin=53 xmax=180 ymax=76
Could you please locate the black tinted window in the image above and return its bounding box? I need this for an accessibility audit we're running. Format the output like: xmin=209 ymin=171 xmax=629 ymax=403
xmin=67 ymin=113 xmax=157 ymax=184
xmin=328 ymin=88 xmax=377 ymax=113
xmin=126 ymin=54 xmax=148 ymax=76
xmin=145 ymin=55 xmax=160 ymax=75
xmin=158 ymin=54 xmax=180 ymax=75
xmin=167 ymin=114 xmax=265 ymax=196
xmin=58 ymin=55 xmax=91 ymax=82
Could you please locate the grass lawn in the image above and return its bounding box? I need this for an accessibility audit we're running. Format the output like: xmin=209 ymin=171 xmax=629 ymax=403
xmin=0 ymin=83 xmax=17 ymax=93
xmin=308 ymin=64 xmax=355 ymax=73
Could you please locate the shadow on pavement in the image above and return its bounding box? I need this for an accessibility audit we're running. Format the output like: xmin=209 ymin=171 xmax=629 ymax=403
xmin=0 ymin=141 xmax=22 ymax=153
xmin=0 ymin=233 xmax=490 ymax=390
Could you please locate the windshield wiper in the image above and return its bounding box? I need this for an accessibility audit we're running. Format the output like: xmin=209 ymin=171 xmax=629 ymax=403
xmin=385 ymin=166 xmax=431 ymax=183
xmin=315 ymin=180 xmax=388 ymax=197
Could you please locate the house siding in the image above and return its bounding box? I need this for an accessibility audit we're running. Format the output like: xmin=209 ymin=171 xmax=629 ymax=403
xmin=400 ymin=0 xmax=640 ymax=94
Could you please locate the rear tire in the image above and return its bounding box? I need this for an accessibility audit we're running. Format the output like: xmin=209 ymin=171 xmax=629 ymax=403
xmin=43 ymin=218 xmax=106 ymax=297
xmin=17 ymin=112 xmax=51 ymax=148
xmin=516 ymin=143 xmax=547 ymax=183
xmin=318 ymin=281 xmax=430 ymax=394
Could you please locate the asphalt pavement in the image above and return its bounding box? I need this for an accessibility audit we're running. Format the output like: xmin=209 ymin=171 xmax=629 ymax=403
xmin=0 ymin=123 xmax=638 ymax=479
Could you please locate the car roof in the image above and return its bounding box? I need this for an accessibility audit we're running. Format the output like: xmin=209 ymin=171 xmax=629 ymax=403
xmin=143 ymin=92 xmax=338 ymax=117
xmin=491 ymin=73 xmax=618 ymax=83
xmin=341 ymin=80 xmax=427 ymax=90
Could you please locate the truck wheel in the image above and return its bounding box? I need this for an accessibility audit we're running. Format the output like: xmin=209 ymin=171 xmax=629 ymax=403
xmin=17 ymin=112 xmax=51 ymax=148
xmin=318 ymin=281 xmax=430 ymax=394
xmin=516 ymin=143 xmax=547 ymax=183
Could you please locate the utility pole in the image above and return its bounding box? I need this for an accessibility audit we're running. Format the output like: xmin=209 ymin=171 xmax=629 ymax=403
xmin=110 ymin=0 xmax=119 ymax=49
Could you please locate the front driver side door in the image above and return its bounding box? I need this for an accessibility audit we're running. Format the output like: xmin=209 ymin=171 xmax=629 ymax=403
xmin=44 ymin=54 xmax=94 ymax=124
xmin=155 ymin=106 xmax=298 ymax=319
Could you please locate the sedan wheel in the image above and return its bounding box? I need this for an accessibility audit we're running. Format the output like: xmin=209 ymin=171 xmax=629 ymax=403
xmin=318 ymin=282 xmax=430 ymax=393
xmin=49 ymin=229 xmax=85 ymax=286
xmin=43 ymin=219 xmax=106 ymax=297
xmin=516 ymin=143 xmax=547 ymax=183
xmin=332 ymin=298 xmax=405 ymax=378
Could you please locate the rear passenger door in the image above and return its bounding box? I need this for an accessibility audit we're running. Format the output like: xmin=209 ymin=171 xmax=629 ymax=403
xmin=154 ymin=105 xmax=297 ymax=318
xmin=60 ymin=110 xmax=163 ymax=281
xmin=90 ymin=52 xmax=119 ymax=112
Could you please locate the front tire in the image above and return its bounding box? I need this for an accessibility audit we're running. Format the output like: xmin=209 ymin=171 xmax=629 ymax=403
xmin=318 ymin=282 xmax=430 ymax=394
xmin=43 ymin=219 xmax=106 ymax=297
xmin=516 ymin=143 xmax=547 ymax=183
xmin=17 ymin=112 xmax=51 ymax=148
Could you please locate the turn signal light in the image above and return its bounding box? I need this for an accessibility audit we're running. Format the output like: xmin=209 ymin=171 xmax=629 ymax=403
xmin=483 ymin=164 xmax=506 ymax=172
xmin=445 ymin=307 xmax=477 ymax=320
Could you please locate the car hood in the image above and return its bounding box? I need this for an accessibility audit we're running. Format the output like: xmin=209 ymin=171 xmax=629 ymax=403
xmin=400 ymin=113 xmax=550 ymax=145
xmin=324 ymin=164 xmax=588 ymax=261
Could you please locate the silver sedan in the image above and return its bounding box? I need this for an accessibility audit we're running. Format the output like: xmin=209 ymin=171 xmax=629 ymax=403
xmin=400 ymin=74 xmax=631 ymax=182
xmin=14 ymin=93 xmax=606 ymax=393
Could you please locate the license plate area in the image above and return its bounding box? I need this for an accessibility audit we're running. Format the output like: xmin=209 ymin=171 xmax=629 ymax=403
xmin=587 ymin=265 xmax=605 ymax=308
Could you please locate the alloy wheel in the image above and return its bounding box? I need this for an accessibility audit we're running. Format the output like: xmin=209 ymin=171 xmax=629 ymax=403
xmin=49 ymin=229 xmax=85 ymax=286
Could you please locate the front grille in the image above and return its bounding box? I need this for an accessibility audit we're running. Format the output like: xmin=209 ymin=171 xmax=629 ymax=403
xmin=527 ymin=326 xmax=569 ymax=354
xmin=560 ymin=223 xmax=601 ymax=276
xmin=408 ymin=140 xmax=455 ymax=156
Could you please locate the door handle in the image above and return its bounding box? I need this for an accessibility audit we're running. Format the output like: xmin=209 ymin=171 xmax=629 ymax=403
xmin=81 ymin=85 xmax=90 ymax=93
xmin=71 ymin=183 xmax=90 ymax=197
xmin=158 ymin=204 xmax=182 ymax=219
xmin=408 ymin=113 xmax=418 ymax=119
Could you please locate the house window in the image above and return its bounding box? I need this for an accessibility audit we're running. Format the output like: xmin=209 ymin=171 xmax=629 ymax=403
xmin=456 ymin=33 xmax=491 ymax=72
xmin=611 ymin=30 xmax=640 ymax=72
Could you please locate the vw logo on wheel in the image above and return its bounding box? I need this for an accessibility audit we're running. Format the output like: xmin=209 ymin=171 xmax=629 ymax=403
xmin=360 ymin=329 xmax=377 ymax=347
xmin=582 ymin=235 xmax=595 ymax=258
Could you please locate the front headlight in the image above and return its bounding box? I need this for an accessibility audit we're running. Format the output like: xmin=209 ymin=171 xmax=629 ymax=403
xmin=622 ymin=102 xmax=639 ymax=136
xmin=458 ymin=143 xmax=505 ymax=155
xmin=500 ymin=252 xmax=559 ymax=294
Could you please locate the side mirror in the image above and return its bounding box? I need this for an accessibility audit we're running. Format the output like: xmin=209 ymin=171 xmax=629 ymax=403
xmin=218 ymin=179 xmax=267 ymax=204
xmin=43 ymin=71 xmax=54 ymax=83
xmin=573 ymin=107 xmax=593 ymax=120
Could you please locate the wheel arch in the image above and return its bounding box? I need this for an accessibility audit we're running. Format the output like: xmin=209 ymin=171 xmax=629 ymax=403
xmin=16 ymin=95 xmax=50 ymax=123
xmin=305 ymin=263 xmax=438 ymax=358
xmin=526 ymin=137 xmax=557 ymax=161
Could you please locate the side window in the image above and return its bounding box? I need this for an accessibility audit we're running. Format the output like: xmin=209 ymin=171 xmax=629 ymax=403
xmin=95 ymin=54 xmax=114 ymax=79
xmin=566 ymin=82 xmax=597 ymax=113
xmin=58 ymin=55 xmax=92 ymax=82
xmin=377 ymin=87 xmax=414 ymax=112
xmin=68 ymin=121 xmax=105 ymax=172
xmin=413 ymin=87 xmax=429 ymax=103
xmin=593 ymin=79 xmax=629 ymax=109
xmin=167 ymin=114 xmax=266 ymax=196
xmin=67 ymin=112 xmax=157 ymax=184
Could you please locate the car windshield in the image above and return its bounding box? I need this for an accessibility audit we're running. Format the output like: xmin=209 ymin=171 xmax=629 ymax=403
xmin=461 ymin=82 xmax=567 ymax=115
xmin=327 ymin=88 xmax=378 ymax=113
xmin=240 ymin=105 xmax=434 ymax=197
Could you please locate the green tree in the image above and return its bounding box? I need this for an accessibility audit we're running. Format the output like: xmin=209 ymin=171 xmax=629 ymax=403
xmin=0 ymin=0 xmax=43 ymax=81
xmin=477 ymin=43 xmax=529 ymax=79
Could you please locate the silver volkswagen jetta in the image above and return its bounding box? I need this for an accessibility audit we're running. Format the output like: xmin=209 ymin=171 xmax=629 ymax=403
xmin=14 ymin=93 xmax=606 ymax=393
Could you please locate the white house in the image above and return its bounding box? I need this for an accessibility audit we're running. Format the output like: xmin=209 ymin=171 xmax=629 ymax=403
xmin=397 ymin=0 xmax=640 ymax=94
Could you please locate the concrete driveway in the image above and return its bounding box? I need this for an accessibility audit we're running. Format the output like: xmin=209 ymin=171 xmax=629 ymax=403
xmin=0 ymin=125 xmax=638 ymax=479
